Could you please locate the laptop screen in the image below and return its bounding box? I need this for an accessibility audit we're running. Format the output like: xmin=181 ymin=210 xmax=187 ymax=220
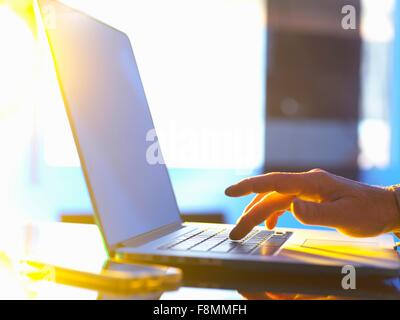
xmin=39 ymin=0 xmax=181 ymax=248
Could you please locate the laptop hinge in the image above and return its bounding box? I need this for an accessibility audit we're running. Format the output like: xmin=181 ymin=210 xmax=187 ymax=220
xmin=112 ymin=222 xmax=184 ymax=251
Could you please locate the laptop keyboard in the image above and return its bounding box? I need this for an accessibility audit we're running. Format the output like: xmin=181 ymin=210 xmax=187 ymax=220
xmin=158 ymin=228 xmax=292 ymax=256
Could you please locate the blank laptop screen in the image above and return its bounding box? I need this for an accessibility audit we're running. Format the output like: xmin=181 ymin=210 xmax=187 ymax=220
xmin=40 ymin=0 xmax=181 ymax=247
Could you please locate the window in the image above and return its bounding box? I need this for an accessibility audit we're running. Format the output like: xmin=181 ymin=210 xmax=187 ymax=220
xmin=358 ymin=0 xmax=396 ymax=170
xmin=42 ymin=0 xmax=266 ymax=171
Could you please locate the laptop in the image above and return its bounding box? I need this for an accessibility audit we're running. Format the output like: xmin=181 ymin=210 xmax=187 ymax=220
xmin=38 ymin=0 xmax=400 ymax=278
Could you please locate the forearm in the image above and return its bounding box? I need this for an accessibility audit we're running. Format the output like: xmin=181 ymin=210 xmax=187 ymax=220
xmin=387 ymin=185 xmax=400 ymax=236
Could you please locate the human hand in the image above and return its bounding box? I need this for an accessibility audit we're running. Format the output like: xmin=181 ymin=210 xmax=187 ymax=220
xmin=225 ymin=169 xmax=400 ymax=240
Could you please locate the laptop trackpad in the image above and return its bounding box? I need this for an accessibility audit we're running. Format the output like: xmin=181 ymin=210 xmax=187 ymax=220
xmin=278 ymin=238 xmax=400 ymax=269
xmin=302 ymin=239 xmax=378 ymax=249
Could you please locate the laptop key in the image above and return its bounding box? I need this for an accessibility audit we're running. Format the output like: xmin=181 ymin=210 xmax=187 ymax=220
xmin=262 ymin=236 xmax=288 ymax=247
xmin=210 ymin=240 xmax=238 ymax=253
xmin=282 ymin=232 xmax=293 ymax=238
xmin=251 ymin=246 xmax=279 ymax=256
xmin=190 ymin=239 xmax=226 ymax=252
xmin=159 ymin=229 xmax=206 ymax=248
xmin=244 ymin=230 xmax=273 ymax=244
xmin=230 ymin=244 xmax=258 ymax=254
xmin=170 ymin=237 xmax=209 ymax=250
xmin=253 ymin=230 xmax=274 ymax=238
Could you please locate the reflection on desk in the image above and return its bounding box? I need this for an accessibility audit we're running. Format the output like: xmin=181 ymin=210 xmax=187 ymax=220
xmin=0 ymin=222 xmax=399 ymax=300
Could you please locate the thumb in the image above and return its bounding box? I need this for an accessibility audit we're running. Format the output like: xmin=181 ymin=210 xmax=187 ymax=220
xmin=291 ymin=198 xmax=337 ymax=228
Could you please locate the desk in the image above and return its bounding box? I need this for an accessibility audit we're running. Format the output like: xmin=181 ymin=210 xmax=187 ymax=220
xmin=0 ymin=222 xmax=399 ymax=300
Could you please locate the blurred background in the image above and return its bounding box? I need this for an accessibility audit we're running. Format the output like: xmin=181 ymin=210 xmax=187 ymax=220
xmin=0 ymin=0 xmax=399 ymax=231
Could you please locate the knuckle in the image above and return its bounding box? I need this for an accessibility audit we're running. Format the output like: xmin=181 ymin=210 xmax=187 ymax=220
xmin=241 ymin=177 xmax=252 ymax=184
xmin=308 ymin=168 xmax=328 ymax=174
xmin=265 ymin=172 xmax=279 ymax=177
xmin=308 ymin=169 xmax=331 ymax=185
xmin=265 ymin=172 xmax=281 ymax=181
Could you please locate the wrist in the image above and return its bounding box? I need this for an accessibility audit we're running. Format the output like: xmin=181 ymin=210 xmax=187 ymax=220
xmin=386 ymin=185 xmax=400 ymax=233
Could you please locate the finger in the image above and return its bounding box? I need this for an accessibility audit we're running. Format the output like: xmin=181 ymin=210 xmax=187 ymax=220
xmin=225 ymin=172 xmax=320 ymax=198
xmin=236 ymin=194 xmax=276 ymax=231
xmin=229 ymin=192 xmax=293 ymax=240
xmin=243 ymin=193 xmax=267 ymax=216
xmin=265 ymin=210 xmax=285 ymax=230
xmin=266 ymin=214 xmax=278 ymax=230
xmin=291 ymin=198 xmax=342 ymax=228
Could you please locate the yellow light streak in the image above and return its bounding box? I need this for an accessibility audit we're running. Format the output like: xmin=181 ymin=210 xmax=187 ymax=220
xmin=280 ymin=243 xmax=400 ymax=269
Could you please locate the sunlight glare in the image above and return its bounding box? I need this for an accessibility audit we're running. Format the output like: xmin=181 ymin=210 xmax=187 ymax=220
xmin=0 ymin=4 xmax=36 ymax=115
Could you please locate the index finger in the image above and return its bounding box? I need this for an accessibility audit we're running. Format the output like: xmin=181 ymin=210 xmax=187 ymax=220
xmin=225 ymin=172 xmax=317 ymax=197
xmin=229 ymin=192 xmax=293 ymax=240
